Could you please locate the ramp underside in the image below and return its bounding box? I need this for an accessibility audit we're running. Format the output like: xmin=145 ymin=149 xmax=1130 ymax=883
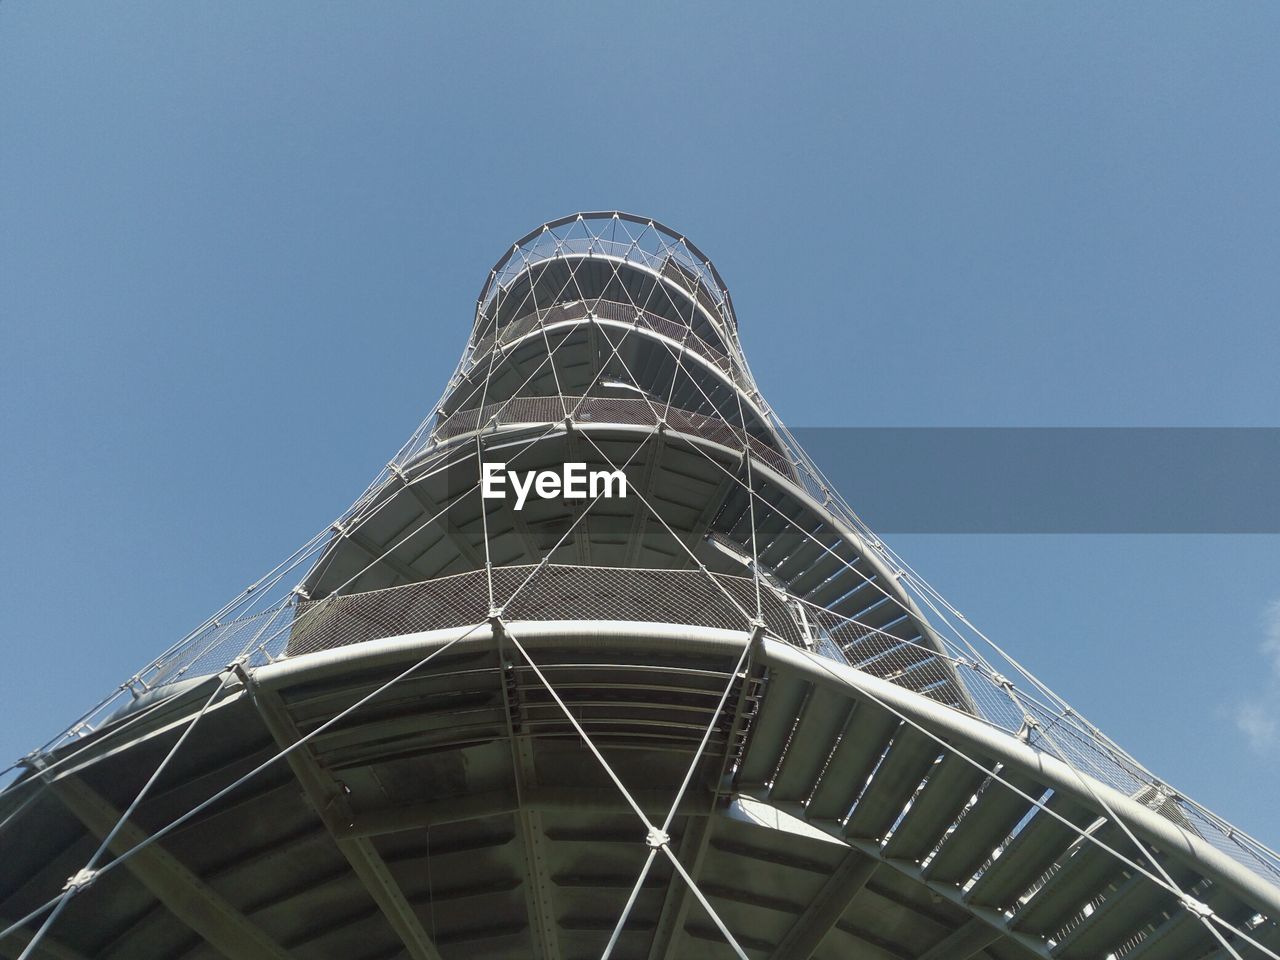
xmin=3 ymin=627 xmax=1275 ymax=960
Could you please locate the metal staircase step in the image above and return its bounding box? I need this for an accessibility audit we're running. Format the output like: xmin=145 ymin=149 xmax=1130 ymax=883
xmin=770 ymin=686 xmax=857 ymax=803
xmin=738 ymin=671 xmax=810 ymax=787
xmin=1052 ymin=862 xmax=1197 ymax=959
xmin=922 ymin=768 xmax=1046 ymax=886
xmin=844 ymin=727 xmax=940 ymax=841
xmin=1009 ymin=822 xmax=1127 ymax=936
xmin=787 ymin=551 xmax=848 ymax=597
xmin=880 ymin=751 xmax=990 ymax=864
xmin=1121 ymin=887 xmax=1252 ymax=960
xmin=809 ymin=565 xmax=878 ymax=609
xmin=965 ymin=791 xmax=1097 ymax=911
xmin=805 ymin=706 xmax=900 ymax=822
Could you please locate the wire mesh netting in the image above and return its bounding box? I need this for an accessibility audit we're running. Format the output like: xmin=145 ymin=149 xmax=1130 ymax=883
xmin=31 ymin=573 xmax=1280 ymax=902
xmin=83 ymin=564 xmax=972 ymax=730
xmin=479 ymin=213 xmax=734 ymax=336
xmin=19 ymin=209 xmax=1280 ymax=900
xmin=432 ymin=395 xmax=795 ymax=479
xmin=47 ymin=552 xmax=1275 ymax=885
xmin=468 ymin=299 xmax=738 ymax=380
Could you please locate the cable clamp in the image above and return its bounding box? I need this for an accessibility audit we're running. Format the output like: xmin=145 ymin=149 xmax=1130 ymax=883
xmin=63 ymin=868 xmax=97 ymax=893
xmin=1180 ymin=895 xmax=1213 ymax=919
xmin=646 ymin=827 xmax=670 ymax=849
xmin=992 ymin=673 xmax=1013 ymax=690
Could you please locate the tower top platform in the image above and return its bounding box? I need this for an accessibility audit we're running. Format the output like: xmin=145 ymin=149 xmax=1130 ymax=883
xmin=475 ymin=211 xmax=738 ymax=343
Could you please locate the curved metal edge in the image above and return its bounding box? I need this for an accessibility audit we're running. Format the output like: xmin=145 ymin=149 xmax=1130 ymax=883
xmin=456 ymin=314 xmax=749 ymax=407
xmin=374 ymin=417 xmax=966 ymax=710
xmin=2 ymin=673 xmax=230 ymax=798
xmin=250 ymin=619 xmax=752 ymax=691
xmin=15 ymin=621 xmax=1275 ymax=949
xmin=4 ymin=622 xmax=751 ymax=806
xmin=478 ymin=211 xmax=734 ymax=321
xmin=758 ymin=635 xmax=1280 ymax=919
xmin=470 ymin=248 xmax=740 ymax=362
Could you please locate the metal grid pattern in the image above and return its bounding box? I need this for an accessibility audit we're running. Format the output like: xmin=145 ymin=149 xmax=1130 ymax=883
xmin=432 ymin=395 xmax=794 ymax=478
xmin=72 ymin=563 xmax=1279 ymax=890
xmin=469 ymin=299 xmax=738 ymax=379
xmin=478 ymin=213 xmax=734 ymax=339
xmin=11 ymin=210 xmax=1279 ymax=956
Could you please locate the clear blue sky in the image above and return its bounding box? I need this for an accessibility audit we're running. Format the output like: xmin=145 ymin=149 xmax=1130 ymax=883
xmin=2 ymin=4 xmax=1278 ymax=847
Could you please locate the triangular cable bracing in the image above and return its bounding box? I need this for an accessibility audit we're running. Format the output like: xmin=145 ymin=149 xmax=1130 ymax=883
xmin=6 ymin=212 xmax=1278 ymax=960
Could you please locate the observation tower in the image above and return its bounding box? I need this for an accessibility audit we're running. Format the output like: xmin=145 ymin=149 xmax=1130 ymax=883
xmin=2 ymin=212 xmax=1279 ymax=960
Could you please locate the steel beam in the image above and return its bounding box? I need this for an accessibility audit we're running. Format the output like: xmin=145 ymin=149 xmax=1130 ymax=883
xmin=393 ymin=473 xmax=487 ymax=569
xmin=495 ymin=632 xmax=562 ymax=960
xmin=340 ymin=525 xmax=422 ymax=584
xmin=645 ymin=812 xmax=715 ymax=960
xmin=624 ymin=427 xmax=665 ymax=565
xmin=563 ymin=425 xmax=594 ymax=566
xmin=767 ymin=850 xmax=877 ymax=959
xmin=344 ymin=786 xmax=715 ymax=839
xmin=244 ymin=680 xmax=444 ymax=960
xmin=841 ymin=837 xmax=1047 ymax=958
xmin=647 ymin=648 xmax=758 ymax=960
xmin=0 ymin=918 xmax=89 ymax=960
xmin=509 ymin=504 xmax=543 ymax=566
xmin=917 ymin=916 xmax=1001 ymax=960
xmin=49 ymin=775 xmax=297 ymax=960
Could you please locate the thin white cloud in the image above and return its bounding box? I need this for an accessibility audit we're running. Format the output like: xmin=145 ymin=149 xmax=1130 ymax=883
xmin=1237 ymin=702 xmax=1279 ymax=753
xmin=1235 ymin=600 xmax=1280 ymax=753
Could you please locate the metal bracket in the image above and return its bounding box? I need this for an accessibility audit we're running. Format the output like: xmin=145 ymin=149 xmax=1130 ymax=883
xmin=646 ymin=826 xmax=670 ymax=849
xmin=63 ymin=867 xmax=97 ymax=893
xmin=1016 ymin=715 xmax=1040 ymax=743
xmin=1180 ymin=894 xmax=1214 ymax=919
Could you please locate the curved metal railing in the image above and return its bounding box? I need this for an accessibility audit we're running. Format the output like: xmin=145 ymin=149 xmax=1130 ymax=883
xmin=477 ymin=212 xmax=735 ymax=337
xmin=27 ymin=559 xmax=1280 ymax=887
xmin=466 ymin=299 xmax=738 ymax=380
xmin=430 ymin=395 xmax=795 ymax=479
